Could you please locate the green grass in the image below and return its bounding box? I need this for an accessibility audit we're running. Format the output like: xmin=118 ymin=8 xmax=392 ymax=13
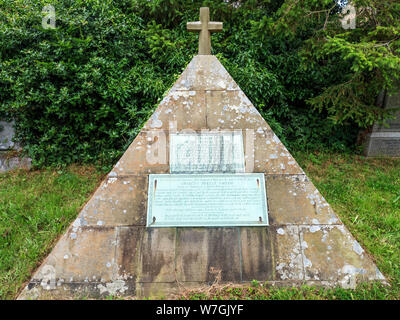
xmin=0 ymin=152 xmax=399 ymax=300
xmin=180 ymin=282 xmax=394 ymax=300
xmin=0 ymin=166 xmax=103 ymax=299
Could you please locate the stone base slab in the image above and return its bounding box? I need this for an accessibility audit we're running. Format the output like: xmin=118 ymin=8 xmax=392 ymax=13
xmin=364 ymin=133 xmax=400 ymax=157
xmin=18 ymin=278 xmax=388 ymax=300
xmin=17 ymin=224 xmax=386 ymax=300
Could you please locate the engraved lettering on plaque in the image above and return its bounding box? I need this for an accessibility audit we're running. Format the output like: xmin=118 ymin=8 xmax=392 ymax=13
xmin=147 ymin=174 xmax=268 ymax=227
xmin=170 ymin=131 xmax=245 ymax=173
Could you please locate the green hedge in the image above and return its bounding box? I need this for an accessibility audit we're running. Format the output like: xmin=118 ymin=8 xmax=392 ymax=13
xmin=0 ymin=0 xmax=359 ymax=168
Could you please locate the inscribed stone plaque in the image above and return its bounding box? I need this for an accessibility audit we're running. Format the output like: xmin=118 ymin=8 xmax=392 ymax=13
xmin=169 ymin=131 xmax=245 ymax=173
xmin=147 ymin=174 xmax=268 ymax=227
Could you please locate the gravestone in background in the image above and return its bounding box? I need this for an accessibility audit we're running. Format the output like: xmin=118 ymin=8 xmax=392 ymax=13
xmin=364 ymin=91 xmax=400 ymax=157
xmin=0 ymin=120 xmax=31 ymax=172
xmin=0 ymin=121 xmax=17 ymax=150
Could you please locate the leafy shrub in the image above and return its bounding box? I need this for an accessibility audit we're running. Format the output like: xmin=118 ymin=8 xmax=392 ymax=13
xmin=0 ymin=0 xmax=363 ymax=168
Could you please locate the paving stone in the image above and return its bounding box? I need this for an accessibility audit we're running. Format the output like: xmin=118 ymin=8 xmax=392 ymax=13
xmin=272 ymin=225 xmax=304 ymax=281
xmin=79 ymin=176 xmax=148 ymax=227
xmin=239 ymin=227 xmax=273 ymax=281
xmin=143 ymin=91 xmax=206 ymax=131
xmin=32 ymin=227 xmax=118 ymax=283
xmin=111 ymin=131 xmax=169 ymax=175
xmin=138 ymin=228 xmax=176 ymax=283
xmin=265 ymin=174 xmax=342 ymax=225
xmin=171 ymin=55 xmax=239 ymax=91
xmin=175 ymin=228 xmax=241 ymax=282
xmin=205 ymin=90 xmax=270 ymax=130
xmin=300 ymin=225 xmax=385 ymax=287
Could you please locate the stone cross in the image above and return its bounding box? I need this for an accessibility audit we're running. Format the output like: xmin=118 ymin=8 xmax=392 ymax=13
xmin=187 ymin=7 xmax=223 ymax=55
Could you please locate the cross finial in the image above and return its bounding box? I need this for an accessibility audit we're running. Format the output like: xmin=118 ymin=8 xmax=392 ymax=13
xmin=187 ymin=7 xmax=223 ymax=55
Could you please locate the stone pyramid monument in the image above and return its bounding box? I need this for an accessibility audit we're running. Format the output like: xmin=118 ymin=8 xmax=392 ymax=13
xmin=19 ymin=8 xmax=385 ymax=299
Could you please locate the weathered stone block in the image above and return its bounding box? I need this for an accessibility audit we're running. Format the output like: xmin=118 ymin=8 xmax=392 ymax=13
xmin=79 ymin=176 xmax=148 ymax=227
xmin=300 ymin=225 xmax=385 ymax=287
xmin=143 ymin=91 xmax=206 ymax=131
xmin=115 ymin=227 xmax=144 ymax=280
xmin=265 ymin=174 xmax=341 ymax=225
xmin=171 ymin=55 xmax=238 ymax=91
xmin=0 ymin=153 xmax=31 ymax=173
xmin=243 ymin=129 xmax=304 ymax=174
xmin=19 ymin=280 xmax=136 ymax=300
xmin=111 ymin=131 xmax=170 ymax=175
xmin=32 ymin=227 xmax=118 ymax=283
xmin=138 ymin=228 xmax=176 ymax=283
xmin=175 ymin=228 xmax=241 ymax=282
xmin=239 ymin=227 xmax=273 ymax=281
xmin=272 ymin=225 xmax=304 ymax=281
xmin=205 ymin=90 xmax=270 ymax=130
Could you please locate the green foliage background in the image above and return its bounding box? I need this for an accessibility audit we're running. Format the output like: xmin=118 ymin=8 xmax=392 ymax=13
xmin=1 ymin=0 xmax=398 ymax=167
